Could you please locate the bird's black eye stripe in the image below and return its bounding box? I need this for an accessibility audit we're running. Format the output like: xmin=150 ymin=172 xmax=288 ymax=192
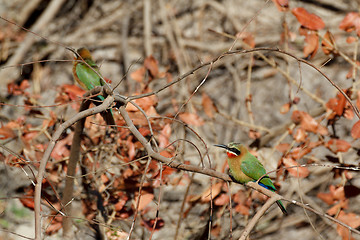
xmin=229 ymin=147 xmax=241 ymax=155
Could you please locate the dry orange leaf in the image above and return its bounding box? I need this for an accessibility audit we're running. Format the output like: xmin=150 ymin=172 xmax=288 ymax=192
xmin=62 ymin=84 xmax=86 ymax=100
xmin=280 ymin=102 xmax=291 ymax=114
xmin=126 ymin=95 xmax=158 ymax=112
xmin=202 ymin=93 xmax=217 ymax=118
xmin=271 ymin=0 xmax=289 ymax=12
xmin=0 ymin=125 xmax=16 ymax=139
xmin=293 ymin=127 xmax=307 ymax=142
xmin=235 ymin=204 xmax=250 ymax=216
xmin=236 ymin=32 xmax=255 ymax=48
xmin=336 ymin=211 xmax=360 ymax=240
xmin=282 ymin=157 xmax=309 ymax=178
xmin=351 ymin=121 xmax=360 ymax=139
xmin=322 ymin=31 xmax=336 ymax=55
xmin=317 ymin=191 xmax=335 ymax=205
xmin=292 ymin=7 xmax=325 ymax=30
xmin=144 ymin=56 xmax=160 ymax=78
xmin=303 ymin=32 xmax=319 ymax=59
xmin=158 ymin=124 xmax=171 ymax=149
xmin=130 ymin=67 xmax=146 ymax=82
xmin=326 ymin=139 xmax=351 ymax=153
xmin=276 ymin=143 xmax=291 ymax=154
xmin=134 ymin=192 xmax=154 ymax=211
xmin=326 ymin=91 xmax=347 ymax=117
xmin=179 ymin=112 xmax=204 ymax=126
xmin=214 ymin=193 xmax=230 ymax=206
xmin=347 ymin=36 xmax=357 ymax=44
xmin=326 ymin=200 xmax=348 ymax=215
xmin=201 ymin=182 xmax=223 ymax=203
xmin=291 ymin=110 xmax=328 ymax=135
xmin=339 ymin=12 xmax=360 ymax=36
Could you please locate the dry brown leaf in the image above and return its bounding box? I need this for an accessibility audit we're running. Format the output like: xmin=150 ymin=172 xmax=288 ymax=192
xmin=280 ymin=102 xmax=291 ymax=114
xmin=179 ymin=112 xmax=204 ymax=126
xmin=291 ymin=110 xmax=328 ymax=135
xmin=144 ymin=56 xmax=159 ymax=78
xmin=326 ymin=139 xmax=351 ymax=153
xmin=322 ymin=31 xmax=336 ymax=55
xmin=201 ymin=182 xmax=223 ymax=202
xmin=282 ymin=157 xmax=309 ymax=178
xmin=327 ymin=200 xmax=348 ymax=215
xmin=303 ymin=32 xmax=319 ymax=59
xmin=275 ymin=143 xmax=291 ymax=153
xmin=292 ymin=7 xmax=325 ymax=30
xmin=339 ymin=12 xmax=360 ymax=36
xmin=317 ymin=191 xmax=335 ymax=205
xmin=214 ymin=193 xmax=230 ymax=206
xmin=0 ymin=125 xmax=16 ymax=139
xmin=158 ymin=124 xmax=171 ymax=149
xmin=134 ymin=192 xmax=154 ymax=211
xmin=130 ymin=67 xmax=146 ymax=82
xmin=336 ymin=211 xmax=360 ymax=240
xmin=202 ymin=93 xmax=217 ymax=118
xmin=293 ymin=127 xmax=307 ymax=142
xmin=271 ymin=0 xmax=289 ymax=12
xmin=351 ymin=121 xmax=360 ymax=139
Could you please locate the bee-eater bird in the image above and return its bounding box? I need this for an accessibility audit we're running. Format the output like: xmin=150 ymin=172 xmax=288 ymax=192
xmin=215 ymin=143 xmax=287 ymax=215
xmin=72 ymin=47 xmax=115 ymax=126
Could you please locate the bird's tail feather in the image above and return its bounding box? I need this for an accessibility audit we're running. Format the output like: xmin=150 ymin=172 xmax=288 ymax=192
xmin=276 ymin=200 xmax=288 ymax=215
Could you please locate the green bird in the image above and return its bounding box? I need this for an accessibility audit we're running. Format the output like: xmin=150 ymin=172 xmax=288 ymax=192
xmin=215 ymin=143 xmax=287 ymax=215
xmin=72 ymin=47 xmax=115 ymax=127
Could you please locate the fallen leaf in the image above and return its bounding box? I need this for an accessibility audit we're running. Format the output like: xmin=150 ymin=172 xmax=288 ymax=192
xmin=282 ymin=157 xmax=309 ymax=178
xmin=158 ymin=124 xmax=171 ymax=149
xmin=336 ymin=211 xmax=360 ymax=240
xmin=235 ymin=204 xmax=250 ymax=216
xmin=130 ymin=67 xmax=146 ymax=82
xmin=202 ymin=93 xmax=218 ymax=118
xmin=292 ymin=7 xmax=325 ymax=30
xmin=214 ymin=193 xmax=230 ymax=206
xmin=327 ymin=200 xmax=348 ymax=215
xmin=293 ymin=127 xmax=307 ymax=142
xmin=236 ymin=32 xmax=255 ymax=48
xmin=179 ymin=112 xmax=204 ymax=126
xmin=275 ymin=143 xmax=291 ymax=153
xmin=141 ymin=217 xmax=165 ymax=231
xmin=317 ymin=191 xmax=335 ymax=205
xmin=339 ymin=12 xmax=360 ymax=36
xmin=271 ymin=0 xmax=289 ymax=12
xmin=291 ymin=110 xmax=328 ymax=135
xmin=322 ymin=31 xmax=336 ymax=55
xmin=289 ymin=146 xmax=312 ymax=160
xmin=0 ymin=125 xmax=16 ymax=139
xmin=347 ymin=36 xmax=357 ymax=44
xmin=280 ymin=102 xmax=291 ymax=114
xmin=201 ymin=182 xmax=223 ymax=202
xmin=62 ymin=84 xmax=86 ymax=100
xmin=326 ymin=139 xmax=351 ymax=153
xmin=144 ymin=56 xmax=159 ymax=78
xmin=351 ymin=120 xmax=360 ymax=139
xmin=134 ymin=192 xmax=154 ymax=211
xmin=303 ymin=31 xmax=319 ymax=59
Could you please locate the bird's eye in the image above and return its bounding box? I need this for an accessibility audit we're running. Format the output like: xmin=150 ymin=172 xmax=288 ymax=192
xmin=229 ymin=147 xmax=241 ymax=156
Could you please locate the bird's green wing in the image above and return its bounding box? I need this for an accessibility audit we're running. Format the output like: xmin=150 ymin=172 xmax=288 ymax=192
xmin=76 ymin=63 xmax=102 ymax=90
xmin=240 ymin=153 xmax=277 ymax=191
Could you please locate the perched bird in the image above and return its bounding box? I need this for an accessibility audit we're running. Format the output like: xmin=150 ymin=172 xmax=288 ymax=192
xmin=72 ymin=47 xmax=114 ymax=126
xmin=215 ymin=143 xmax=287 ymax=215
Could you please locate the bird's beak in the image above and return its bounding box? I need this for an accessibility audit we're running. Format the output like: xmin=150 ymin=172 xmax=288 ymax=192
xmin=214 ymin=144 xmax=229 ymax=150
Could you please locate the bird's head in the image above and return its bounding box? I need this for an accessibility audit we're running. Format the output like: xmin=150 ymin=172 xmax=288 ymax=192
xmin=214 ymin=142 xmax=246 ymax=158
xmin=76 ymin=47 xmax=93 ymax=61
